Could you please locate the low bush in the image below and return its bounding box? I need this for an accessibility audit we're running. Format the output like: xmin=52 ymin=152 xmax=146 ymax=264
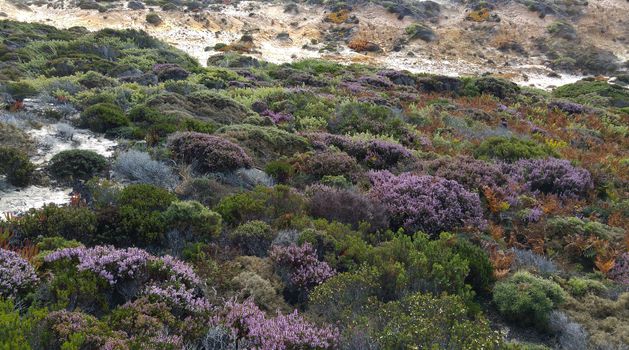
xmin=48 ymin=149 xmax=108 ymax=181
xmin=114 ymin=184 xmax=177 ymax=246
xmin=146 ymin=13 xmax=162 ymax=25
xmin=229 ymin=220 xmax=276 ymax=257
xmin=0 ymin=248 xmax=39 ymax=298
xmin=80 ymin=103 xmax=129 ymax=133
xmin=376 ymin=292 xmax=502 ymax=349
xmin=453 ymin=239 xmax=495 ymax=295
xmin=14 ymin=204 xmax=98 ymax=242
xmin=493 ymin=271 xmax=567 ymax=329
xmin=474 ymin=136 xmax=556 ymax=162
xmin=113 ymin=150 xmax=177 ymax=189
xmin=328 ymin=101 xmax=409 ymax=141
xmin=163 ymin=200 xmax=222 ymax=239
xmin=369 ymin=171 xmax=485 ymax=235
xmin=296 ymin=150 xmax=359 ymax=180
xmin=512 ymin=158 xmax=593 ymax=198
xmin=0 ymin=146 xmax=35 ymax=187
xmin=307 ymin=184 xmax=388 ymax=231
xmin=214 ymin=185 xmax=305 ymax=226
xmin=168 ymin=132 xmax=253 ymax=173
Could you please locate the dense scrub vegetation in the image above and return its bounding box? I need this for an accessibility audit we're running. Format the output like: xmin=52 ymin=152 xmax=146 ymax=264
xmin=0 ymin=20 xmax=628 ymax=349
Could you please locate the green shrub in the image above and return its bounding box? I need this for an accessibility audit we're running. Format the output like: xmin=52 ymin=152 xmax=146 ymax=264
xmin=14 ymin=204 xmax=97 ymax=242
xmin=115 ymin=184 xmax=177 ymax=246
xmin=214 ymin=185 xmax=305 ymax=226
xmin=474 ymin=136 xmax=556 ymax=162
xmin=146 ymin=13 xmax=162 ymax=25
xmin=0 ymin=146 xmax=35 ymax=187
xmin=493 ymin=271 xmax=566 ymax=329
xmin=48 ymin=149 xmax=108 ymax=181
xmin=264 ymin=159 xmax=294 ymax=183
xmin=0 ymin=298 xmax=47 ymax=350
xmin=553 ymin=80 xmax=629 ymax=108
xmin=566 ymin=277 xmax=606 ymax=297
xmin=80 ymin=103 xmax=129 ymax=133
xmin=329 ymin=101 xmax=408 ymax=141
xmin=376 ymin=292 xmax=502 ymax=349
xmin=217 ymin=124 xmax=310 ymax=161
xmin=453 ymin=239 xmax=495 ymax=295
xmin=229 ymin=220 xmax=276 ymax=256
xmin=163 ymin=200 xmax=222 ymax=239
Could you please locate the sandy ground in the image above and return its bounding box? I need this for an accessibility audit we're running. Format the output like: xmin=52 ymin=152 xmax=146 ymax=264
xmin=1 ymin=0 xmax=627 ymax=89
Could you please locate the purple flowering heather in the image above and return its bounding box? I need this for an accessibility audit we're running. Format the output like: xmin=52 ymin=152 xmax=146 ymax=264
xmin=420 ymin=156 xmax=512 ymax=194
xmin=0 ymin=248 xmax=38 ymax=298
xmin=45 ymin=245 xmax=210 ymax=313
xmin=368 ymin=171 xmax=485 ymax=234
xmin=269 ymin=243 xmax=336 ymax=290
xmin=156 ymin=254 xmax=201 ymax=285
xmin=144 ymin=285 xmax=211 ymax=313
xmin=510 ymin=158 xmax=593 ymax=198
xmin=45 ymin=246 xmax=151 ymax=285
xmin=548 ymin=100 xmax=585 ymax=114
xmin=213 ymin=298 xmax=339 ymax=350
xmin=305 ymin=132 xmax=412 ymax=168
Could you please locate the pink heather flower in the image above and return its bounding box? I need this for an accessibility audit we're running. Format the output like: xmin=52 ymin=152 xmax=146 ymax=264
xmin=156 ymin=255 xmax=201 ymax=286
xmin=144 ymin=284 xmax=211 ymax=313
xmin=213 ymin=299 xmax=339 ymax=350
xmin=45 ymin=246 xmax=151 ymax=285
xmin=0 ymin=248 xmax=39 ymax=298
xmin=269 ymin=243 xmax=336 ymax=290
xmin=368 ymin=171 xmax=485 ymax=235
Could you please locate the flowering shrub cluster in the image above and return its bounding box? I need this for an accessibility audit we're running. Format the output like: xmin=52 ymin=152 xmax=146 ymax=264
xmin=420 ymin=156 xmax=512 ymax=193
xmin=307 ymin=132 xmax=412 ymax=168
xmin=0 ymin=248 xmax=38 ymax=298
xmin=45 ymin=245 xmax=151 ymax=285
xmin=269 ymin=243 xmax=336 ymax=291
xmin=44 ymin=245 xmax=209 ymax=312
xmin=548 ymin=100 xmax=585 ymax=114
xmin=369 ymin=171 xmax=485 ymax=234
xmin=212 ymin=298 xmax=339 ymax=350
xmin=511 ymin=158 xmax=593 ymax=198
xmin=168 ymin=131 xmax=253 ymax=172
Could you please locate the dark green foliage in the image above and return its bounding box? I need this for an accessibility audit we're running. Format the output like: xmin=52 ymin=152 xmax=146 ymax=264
xmin=265 ymin=160 xmax=294 ymax=183
xmin=553 ymin=80 xmax=629 ymax=108
xmin=474 ymin=136 xmax=556 ymax=162
xmin=146 ymin=13 xmax=162 ymax=25
xmin=453 ymin=239 xmax=495 ymax=295
xmin=163 ymin=200 xmax=222 ymax=239
xmin=13 ymin=204 xmax=98 ymax=242
xmin=0 ymin=146 xmax=35 ymax=187
xmin=493 ymin=271 xmax=566 ymax=329
xmin=80 ymin=103 xmax=129 ymax=133
xmin=115 ymin=184 xmax=177 ymax=246
xmin=48 ymin=150 xmax=108 ymax=181
xmin=229 ymin=220 xmax=276 ymax=256
xmin=214 ymin=185 xmax=305 ymax=226
xmin=472 ymin=77 xmax=520 ymax=99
